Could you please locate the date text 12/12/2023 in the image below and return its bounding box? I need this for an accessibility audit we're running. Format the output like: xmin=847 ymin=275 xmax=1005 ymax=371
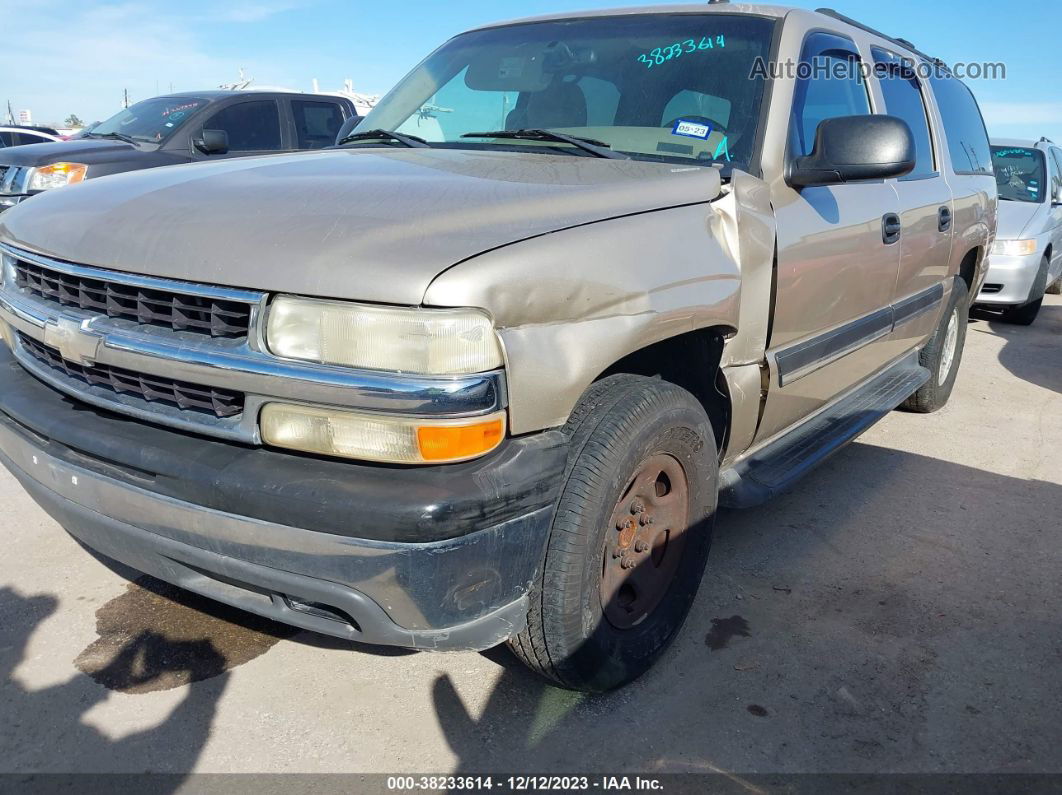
xmin=386 ymin=775 xmax=665 ymax=791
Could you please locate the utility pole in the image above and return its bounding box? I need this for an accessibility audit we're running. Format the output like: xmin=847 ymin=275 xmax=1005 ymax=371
xmin=5 ymin=100 xmax=13 ymax=125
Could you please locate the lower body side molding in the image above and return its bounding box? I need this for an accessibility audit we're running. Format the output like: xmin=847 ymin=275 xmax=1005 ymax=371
xmin=718 ymin=352 xmax=930 ymax=509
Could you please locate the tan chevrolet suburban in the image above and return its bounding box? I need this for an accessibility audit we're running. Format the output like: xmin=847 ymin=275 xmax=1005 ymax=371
xmin=0 ymin=4 xmax=995 ymax=691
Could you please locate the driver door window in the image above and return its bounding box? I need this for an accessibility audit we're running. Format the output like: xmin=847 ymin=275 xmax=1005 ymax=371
xmin=201 ymin=100 xmax=283 ymax=154
xmin=790 ymin=37 xmax=871 ymax=156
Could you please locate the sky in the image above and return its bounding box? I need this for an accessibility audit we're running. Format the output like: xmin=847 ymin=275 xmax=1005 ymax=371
xmin=1 ymin=0 xmax=1059 ymax=143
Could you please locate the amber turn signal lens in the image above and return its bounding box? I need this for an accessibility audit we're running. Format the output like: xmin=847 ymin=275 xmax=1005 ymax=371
xmin=417 ymin=417 xmax=505 ymax=462
xmin=260 ymin=403 xmax=506 ymax=464
xmin=28 ymin=162 xmax=89 ymax=191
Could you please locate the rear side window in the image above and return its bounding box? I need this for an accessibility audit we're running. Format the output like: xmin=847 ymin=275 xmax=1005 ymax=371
xmin=292 ymin=100 xmax=345 ymax=149
xmin=927 ymin=73 xmax=992 ymax=175
xmin=872 ymin=49 xmax=935 ymax=178
xmin=15 ymin=132 xmax=49 ymax=146
xmin=0 ymin=132 xmax=11 ymax=147
xmin=203 ymin=100 xmax=282 ymax=151
xmin=791 ymin=33 xmax=871 ymax=157
xmin=1049 ymin=148 xmax=1062 ymax=201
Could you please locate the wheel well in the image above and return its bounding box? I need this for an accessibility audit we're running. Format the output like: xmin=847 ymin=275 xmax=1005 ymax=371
xmin=596 ymin=329 xmax=731 ymax=454
xmin=1044 ymin=244 xmax=1052 ymax=263
xmin=958 ymin=248 xmax=980 ymax=292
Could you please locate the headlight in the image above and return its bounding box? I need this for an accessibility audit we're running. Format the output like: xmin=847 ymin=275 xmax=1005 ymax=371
xmin=26 ymin=162 xmax=88 ymax=191
xmin=260 ymin=403 xmax=506 ymax=463
xmin=266 ymin=296 xmax=503 ymax=374
xmin=991 ymin=239 xmax=1037 ymax=257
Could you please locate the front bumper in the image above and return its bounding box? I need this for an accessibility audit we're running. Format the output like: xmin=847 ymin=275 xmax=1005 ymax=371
xmin=0 ymin=349 xmax=566 ymax=650
xmin=0 ymin=194 xmax=27 ymax=212
xmin=975 ymin=251 xmax=1041 ymax=306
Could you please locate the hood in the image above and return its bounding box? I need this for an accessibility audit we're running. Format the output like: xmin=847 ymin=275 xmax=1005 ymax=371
xmin=0 ymin=148 xmax=721 ymax=305
xmin=995 ymin=198 xmax=1046 ymax=240
xmin=0 ymin=138 xmax=140 ymax=168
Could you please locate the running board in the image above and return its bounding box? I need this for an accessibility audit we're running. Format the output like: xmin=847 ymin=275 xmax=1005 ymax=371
xmin=718 ymin=354 xmax=930 ymax=509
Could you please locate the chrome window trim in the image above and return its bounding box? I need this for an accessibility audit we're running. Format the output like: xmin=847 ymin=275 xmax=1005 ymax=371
xmin=0 ymin=243 xmax=507 ymax=444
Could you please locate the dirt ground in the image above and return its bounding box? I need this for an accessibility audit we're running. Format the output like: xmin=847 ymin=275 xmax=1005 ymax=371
xmin=1 ymin=296 xmax=1059 ymax=782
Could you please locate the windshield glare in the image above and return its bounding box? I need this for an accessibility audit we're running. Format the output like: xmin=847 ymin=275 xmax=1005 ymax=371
xmin=360 ymin=14 xmax=776 ymax=169
xmin=91 ymin=96 xmax=208 ymax=143
xmin=991 ymin=146 xmax=1046 ymax=203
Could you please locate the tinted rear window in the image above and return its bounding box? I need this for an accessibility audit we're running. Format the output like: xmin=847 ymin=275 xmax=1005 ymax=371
xmin=928 ymin=74 xmax=991 ymax=175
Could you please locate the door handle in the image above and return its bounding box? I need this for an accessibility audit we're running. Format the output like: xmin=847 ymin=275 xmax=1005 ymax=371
xmin=938 ymin=206 xmax=952 ymax=232
xmin=882 ymin=213 xmax=902 ymax=245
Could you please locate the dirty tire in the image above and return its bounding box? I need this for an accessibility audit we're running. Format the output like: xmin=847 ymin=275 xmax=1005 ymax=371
xmin=508 ymin=374 xmax=717 ymax=692
xmin=903 ymin=277 xmax=969 ymax=413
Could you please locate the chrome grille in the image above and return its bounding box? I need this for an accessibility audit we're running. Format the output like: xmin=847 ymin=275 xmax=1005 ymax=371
xmin=14 ymin=257 xmax=254 ymax=338
xmin=19 ymin=333 xmax=245 ymax=419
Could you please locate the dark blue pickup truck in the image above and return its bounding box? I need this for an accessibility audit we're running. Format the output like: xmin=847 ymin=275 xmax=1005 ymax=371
xmin=0 ymin=90 xmax=356 ymax=211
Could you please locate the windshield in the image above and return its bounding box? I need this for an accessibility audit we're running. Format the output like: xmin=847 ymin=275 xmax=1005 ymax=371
xmin=991 ymin=146 xmax=1046 ymax=203
xmin=359 ymin=13 xmax=776 ymax=171
xmin=90 ymin=96 xmax=208 ymax=144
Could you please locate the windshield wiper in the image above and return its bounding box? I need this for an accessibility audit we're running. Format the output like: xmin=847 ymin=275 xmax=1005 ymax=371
xmin=461 ymin=129 xmax=628 ymax=159
xmin=337 ymin=129 xmax=430 ymax=148
xmin=85 ymin=131 xmax=140 ymax=145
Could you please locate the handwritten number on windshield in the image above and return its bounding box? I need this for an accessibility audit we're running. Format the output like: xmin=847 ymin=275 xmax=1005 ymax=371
xmin=637 ymin=35 xmax=725 ymax=69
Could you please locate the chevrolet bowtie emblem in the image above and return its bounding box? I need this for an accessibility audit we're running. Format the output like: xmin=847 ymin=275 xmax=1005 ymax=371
xmin=42 ymin=315 xmax=102 ymax=366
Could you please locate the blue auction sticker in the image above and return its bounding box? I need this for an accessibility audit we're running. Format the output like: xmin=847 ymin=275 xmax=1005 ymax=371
xmin=672 ymin=119 xmax=712 ymax=140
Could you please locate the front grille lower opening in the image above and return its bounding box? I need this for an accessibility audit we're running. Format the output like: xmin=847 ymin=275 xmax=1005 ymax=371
xmin=18 ymin=333 xmax=245 ymax=420
xmin=13 ymin=259 xmax=253 ymax=339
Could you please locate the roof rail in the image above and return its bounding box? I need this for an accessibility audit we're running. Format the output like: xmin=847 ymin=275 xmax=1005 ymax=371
xmin=814 ymin=8 xmax=940 ymax=66
xmin=1040 ymin=136 xmax=1055 ymax=144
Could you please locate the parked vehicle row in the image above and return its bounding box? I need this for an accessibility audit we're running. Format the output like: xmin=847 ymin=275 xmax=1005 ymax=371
xmin=0 ymin=4 xmax=1009 ymax=691
xmin=0 ymin=90 xmax=356 ymax=212
xmin=0 ymin=126 xmax=62 ymax=148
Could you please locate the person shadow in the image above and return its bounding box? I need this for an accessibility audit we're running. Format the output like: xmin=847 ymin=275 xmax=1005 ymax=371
xmin=0 ymin=586 xmax=227 ymax=787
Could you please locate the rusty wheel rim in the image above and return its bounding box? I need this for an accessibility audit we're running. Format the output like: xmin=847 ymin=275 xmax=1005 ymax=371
xmin=600 ymin=453 xmax=690 ymax=630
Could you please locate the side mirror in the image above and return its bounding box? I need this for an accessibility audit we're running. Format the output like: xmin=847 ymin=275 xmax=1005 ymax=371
xmin=334 ymin=115 xmax=361 ymax=146
xmin=788 ymin=115 xmax=915 ymax=188
xmin=193 ymin=129 xmax=229 ymax=155
xmin=1053 ymin=185 xmax=1062 ymax=206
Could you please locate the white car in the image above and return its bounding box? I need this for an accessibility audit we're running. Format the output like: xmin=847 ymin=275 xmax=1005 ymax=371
xmin=0 ymin=127 xmax=63 ymax=147
xmin=976 ymin=137 xmax=1062 ymax=324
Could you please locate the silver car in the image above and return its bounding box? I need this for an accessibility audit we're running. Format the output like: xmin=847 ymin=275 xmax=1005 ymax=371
xmin=976 ymin=137 xmax=1062 ymax=324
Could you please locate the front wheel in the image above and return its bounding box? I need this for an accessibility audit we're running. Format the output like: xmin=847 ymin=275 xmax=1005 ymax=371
xmin=903 ymin=278 xmax=969 ymax=413
xmin=509 ymin=375 xmax=718 ymax=692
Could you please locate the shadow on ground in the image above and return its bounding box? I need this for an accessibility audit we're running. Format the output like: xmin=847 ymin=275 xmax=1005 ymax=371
xmin=0 ymin=585 xmax=227 ymax=784
xmin=972 ymin=301 xmax=1062 ymax=394
xmin=430 ymin=442 xmax=1062 ymax=775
